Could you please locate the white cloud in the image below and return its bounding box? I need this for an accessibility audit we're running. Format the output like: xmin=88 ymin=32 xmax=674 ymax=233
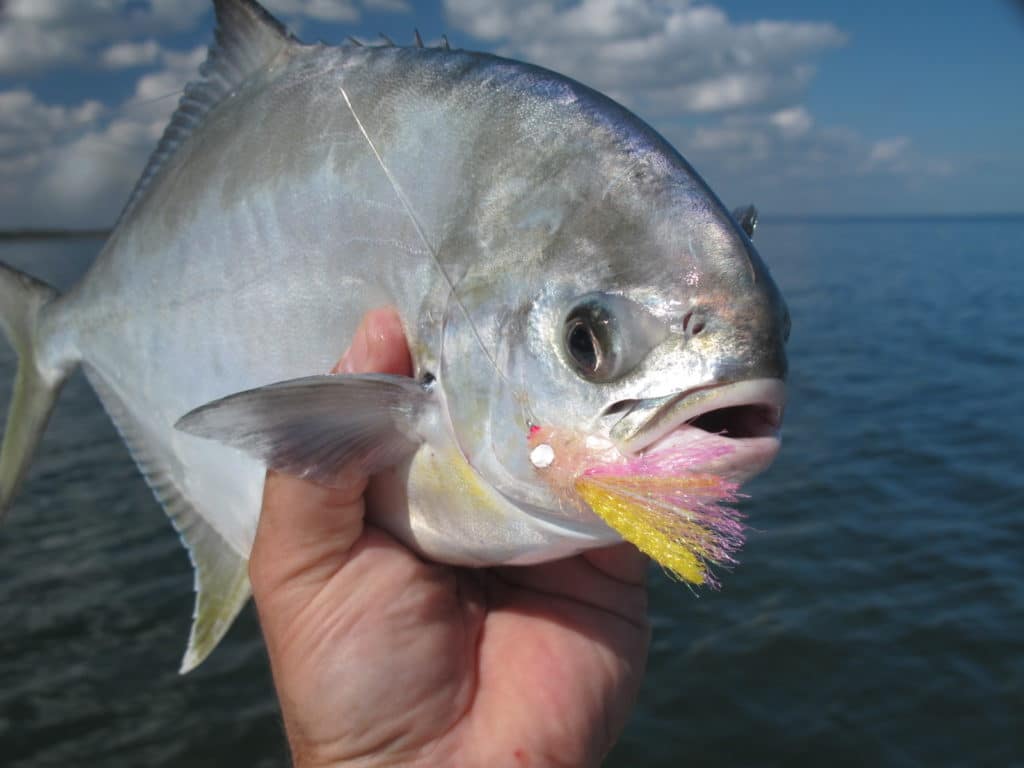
xmin=0 ymin=2 xmax=962 ymax=225
xmin=0 ymin=18 xmax=75 ymax=73
xmin=0 ymin=0 xmax=209 ymax=74
xmin=0 ymin=1 xmax=400 ymax=74
xmin=675 ymin=110 xmax=954 ymax=214
xmin=0 ymin=42 xmax=209 ymax=228
xmin=440 ymin=0 xmax=960 ymax=213
xmin=0 ymin=0 xmax=407 ymax=226
xmin=265 ymin=0 xmax=359 ymax=23
xmin=127 ymin=47 xmax=207 ymax=121
xmin=35 ymin=131 xmax=146 ymax=225
xmin=769 ymin=107 xmax=813 ymax=140
xmin=101 ymin=39 xmax=163 ymax=68
xmin=663 ymin=110 xmax=958 ymax=214
xmin=866 ymin=137 xmax=910 ymax=168
xmin=4 ymin=1 xmax=77 ymax=23
xmin=363 ymin=0 xmax=412 ymax=12
xmin=0 ymin=90 xmax=104 ymax=160
xmin=443 ymin=0 xmax=845 ymax=116
xmin=0 ymin=89 xmax=110 ymax=224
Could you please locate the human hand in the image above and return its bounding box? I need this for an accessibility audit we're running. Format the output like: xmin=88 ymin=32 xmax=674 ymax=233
xmin=250 ymin=308 xmax=650 ymax=768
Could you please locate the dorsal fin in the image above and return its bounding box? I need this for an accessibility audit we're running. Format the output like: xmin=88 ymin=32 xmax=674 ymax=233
xmin=116 ymin=0 xmax=297 ymax=226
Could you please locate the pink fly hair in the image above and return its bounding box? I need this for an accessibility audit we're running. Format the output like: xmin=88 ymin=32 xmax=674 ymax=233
xmin=529 ymin=424 xmax=748 ymax=586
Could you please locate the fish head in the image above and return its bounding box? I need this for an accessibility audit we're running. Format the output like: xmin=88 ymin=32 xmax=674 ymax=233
xmin=438 ymin=123 xmax=789 ymax=576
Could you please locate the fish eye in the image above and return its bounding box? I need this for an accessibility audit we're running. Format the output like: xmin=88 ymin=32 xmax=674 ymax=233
xmin=564 ymin=300 xmax=617 ymax=381
xmin=562 ymin=293 xmax=670 ymax=382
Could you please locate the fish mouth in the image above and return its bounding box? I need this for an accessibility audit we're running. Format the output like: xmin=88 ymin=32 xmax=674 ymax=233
xmin=606 ymin=378 xmax=786 ymax=480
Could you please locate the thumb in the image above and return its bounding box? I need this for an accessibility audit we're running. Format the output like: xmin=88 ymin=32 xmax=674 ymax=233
xmin=249 ymin=308 xmax=411 ymax=607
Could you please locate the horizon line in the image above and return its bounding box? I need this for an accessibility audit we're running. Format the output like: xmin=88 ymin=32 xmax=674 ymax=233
xmin=2 ymin=211 xmax=1022 ymax=240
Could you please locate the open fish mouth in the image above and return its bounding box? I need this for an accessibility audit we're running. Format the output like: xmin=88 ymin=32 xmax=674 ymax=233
xmin=606 ymin=378 xmax=786 ymax=480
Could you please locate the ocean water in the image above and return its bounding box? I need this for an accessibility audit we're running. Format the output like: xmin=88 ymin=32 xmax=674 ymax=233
xmin=0 ymin=217 xmax=1021 ymax=766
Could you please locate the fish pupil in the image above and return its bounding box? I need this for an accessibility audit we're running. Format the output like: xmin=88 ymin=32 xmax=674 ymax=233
xmin=567 ymin=318 xmax=601 ymax=375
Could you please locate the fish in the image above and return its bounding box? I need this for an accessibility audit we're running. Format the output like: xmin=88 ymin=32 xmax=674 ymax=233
xmin=0 ymin=0 xmax=789 ymax=672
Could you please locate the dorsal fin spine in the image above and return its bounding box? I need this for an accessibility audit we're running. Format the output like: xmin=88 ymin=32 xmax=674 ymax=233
xmin=114 ymin=0 xmax=296 ymax=228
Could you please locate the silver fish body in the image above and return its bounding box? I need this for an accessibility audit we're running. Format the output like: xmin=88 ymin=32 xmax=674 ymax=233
xmin=0 ymin=0 xmax=788 ymax=670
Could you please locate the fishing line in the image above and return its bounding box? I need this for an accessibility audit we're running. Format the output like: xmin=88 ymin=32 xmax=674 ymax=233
xmin=338 ymin=84 xmax=515 ymax=393
xmin=127 ymin=88 xmax=187 ymax=110
xmin=34 ymin=88 xmax=188 ymax=163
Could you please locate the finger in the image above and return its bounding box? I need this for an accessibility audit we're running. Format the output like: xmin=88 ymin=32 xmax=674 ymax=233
xmin=493 ymin=545 xmax=648 ymax=629
xmin=582 ymin=543 xmax=649 ymax=587
xmin=250 ymin=308 xmax=412 ymax=600
xmin=252 ymin=471 xmax=369 ymax=599
xmin=332 ymin=307 xmax=411 ymax=376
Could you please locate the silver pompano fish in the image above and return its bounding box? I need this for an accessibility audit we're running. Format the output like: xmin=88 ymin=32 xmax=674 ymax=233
xmin=0 ymin=0 xmax=789 ymax=671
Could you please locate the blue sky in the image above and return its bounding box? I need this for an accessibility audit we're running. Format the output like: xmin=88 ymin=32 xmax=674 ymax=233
xmin=1 ymin=0 xmax=1021 ymax=228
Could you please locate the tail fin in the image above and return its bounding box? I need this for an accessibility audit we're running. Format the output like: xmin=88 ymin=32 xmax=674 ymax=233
xmin=0 ymin=262 xmax=68 ymax=517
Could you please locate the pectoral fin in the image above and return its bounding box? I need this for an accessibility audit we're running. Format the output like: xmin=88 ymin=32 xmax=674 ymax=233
xmin=175 ymin=374 xmax=432 ymax=484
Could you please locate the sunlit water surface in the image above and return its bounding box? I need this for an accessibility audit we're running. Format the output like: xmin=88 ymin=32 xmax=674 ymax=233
xmin=1 ymin=217 xmax=1022 ymax=766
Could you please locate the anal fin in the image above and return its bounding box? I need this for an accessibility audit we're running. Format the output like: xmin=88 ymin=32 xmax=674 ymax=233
xmin=174 ymin=502 xmax=251 ymax=673
xmin=84 ymin=365 xmax=250 ymax=673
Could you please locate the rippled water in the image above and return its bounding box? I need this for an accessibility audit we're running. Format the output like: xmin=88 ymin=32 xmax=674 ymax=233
xmin=1 ymin=218 xmax=1022 ymax=766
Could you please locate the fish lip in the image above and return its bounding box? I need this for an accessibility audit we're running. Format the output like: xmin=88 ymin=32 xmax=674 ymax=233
xmin=609 ymin=378 xmax=786 ymax=455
